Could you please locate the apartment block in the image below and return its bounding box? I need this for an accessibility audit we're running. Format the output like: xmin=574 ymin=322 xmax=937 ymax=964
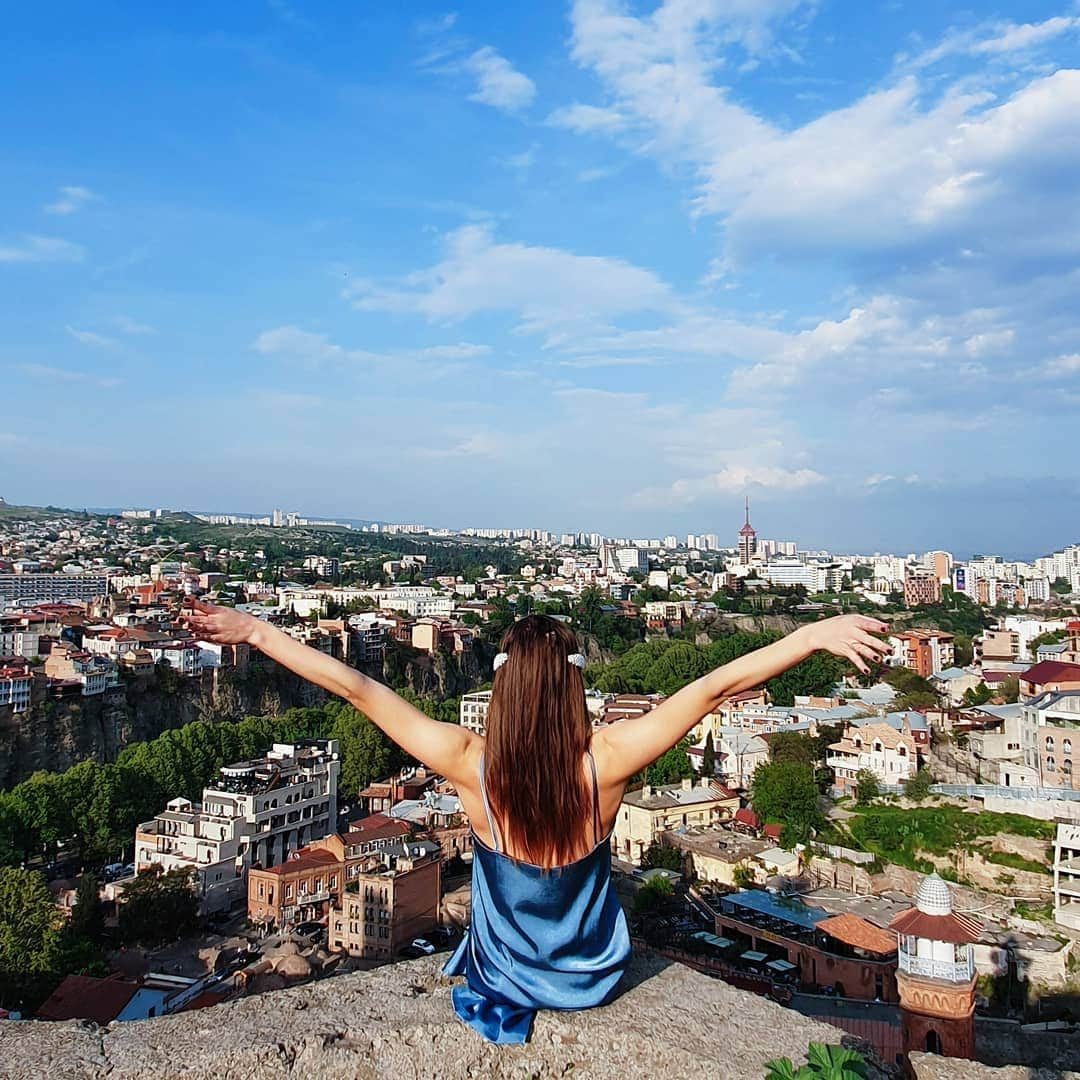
xmin=889 ymin=629 xmax=955 ymax=678
xmin=1053 ymin=824 xmax=1080 ymax=931
xmin=827 ymin=722 xmax=917 ymax=796
xmin=611 ymin=778 xmax=739 ymax=865
xmin=0 ymin=573 xmax=109 ymax=603
xmin=329 ymin=840 xmax=441 ymax=961
xmin=135 ymin=740 xmax=340 ymax=911
xmin=459 ymin=690 xmax=492 ymax=736
xmin=903 ymin=572 xmax=941 ymax=607
xmin=0 ymin=660 xmax=33 ymax=712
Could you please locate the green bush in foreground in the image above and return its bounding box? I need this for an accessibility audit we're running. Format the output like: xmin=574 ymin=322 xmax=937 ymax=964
xmin=765 ymin=1042 xmax=869 ymax=1079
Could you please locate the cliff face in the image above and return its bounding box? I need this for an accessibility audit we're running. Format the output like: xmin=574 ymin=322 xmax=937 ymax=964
xmin=0 ymin=645 xmax=489 ymax=790
xmin=0 ymin=664 xmax=321 ymax=789
xmin=0 ymin=952 xmax=1028 ymax=1080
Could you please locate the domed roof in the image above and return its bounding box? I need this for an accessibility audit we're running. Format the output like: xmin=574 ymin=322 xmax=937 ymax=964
xmin=915 ymin=872 xmax=953 ymax=916
xmin=274 ymin=953 xmax=313 ymax=980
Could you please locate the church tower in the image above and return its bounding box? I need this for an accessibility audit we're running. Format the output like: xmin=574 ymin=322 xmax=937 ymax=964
xmin=889 ymin=872 xmax=980 ymax=1064
xmin=737 ymin=497 xmax=757 ymax=565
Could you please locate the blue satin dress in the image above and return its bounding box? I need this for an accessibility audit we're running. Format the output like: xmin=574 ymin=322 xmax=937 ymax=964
xmin=442 ymin=749 xmax=631 ymax=1044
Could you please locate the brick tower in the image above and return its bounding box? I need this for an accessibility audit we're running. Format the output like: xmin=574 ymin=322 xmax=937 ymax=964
xmin=889 ymin=872 xmax=981 ymax=1065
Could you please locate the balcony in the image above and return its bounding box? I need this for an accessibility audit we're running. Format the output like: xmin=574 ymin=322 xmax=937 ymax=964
xmin=898 ymin=950 xmax=974 ymax=982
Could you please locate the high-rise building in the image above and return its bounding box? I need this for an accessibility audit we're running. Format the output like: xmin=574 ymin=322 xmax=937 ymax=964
xmin=737 ymin=499 xmax=757 ymax=566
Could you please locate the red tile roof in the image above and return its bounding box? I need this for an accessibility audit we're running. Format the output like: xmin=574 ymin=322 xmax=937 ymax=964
xmin=256 ymin=848 xmax=339 ymax=876
xmin=888 ymin=907 xmax=983 ymax=944
xmin=734 ymin=808 xmax=761 ymax=829
xmin=37 ymin=974 xmax=140 ymax=1024
xmin=1021 ymin=661 xmax=1080 ymax=686
xmin=818 ymin=913 xmax=897 ymax=955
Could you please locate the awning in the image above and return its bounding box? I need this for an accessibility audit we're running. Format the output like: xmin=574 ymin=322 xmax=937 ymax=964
xmin=766 ymin=959 xmax=797 ymax=973
xmin=741 ymin=950 xmax=768 ymax=962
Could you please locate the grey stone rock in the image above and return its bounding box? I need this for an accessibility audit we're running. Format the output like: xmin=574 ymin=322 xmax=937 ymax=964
xmin=0 ymin=953 xmax=1009 ymax=1080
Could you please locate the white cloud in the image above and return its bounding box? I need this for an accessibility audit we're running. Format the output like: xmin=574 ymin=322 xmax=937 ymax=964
xmin=347 ymin=223 xmax=673 ymax=338
xmin=635 ymin=463 xmax=826 ymax=508
xmin=0 ymin=235 xmax=85 ymax=263
xmin=969 ymin=16 xmax=1079 ymax=56
xmin=548 ymin=103 xmax=630 ymax=134
xmin=66 ymin=326 xmax=116 ymax=348
xmin=253 ymin=326 xmax=348 ymax=363
xmin=415 ymin=342 xmax=492 ymax=360
xmin=864 ymin=473 xmax=895 ymax=487
xmin=17 ymin=362 xmax=120 ymax=389
xmin=113 ymin=315 xmax=156 ymax=335
xmin=564 ymin=1 xmax=1080 ymax=270
xmin=414 ymin=430 xmax=504 ymax=459
xmin=463 ymin=47 xmax=536 ymax=113
xmin=964 ymin=329 xmax=1014 ymax=357
xmin=1043 ymin=353 xmax=1080 ymax=377
xmin=43 ymin=185 xmax=101 ymax=215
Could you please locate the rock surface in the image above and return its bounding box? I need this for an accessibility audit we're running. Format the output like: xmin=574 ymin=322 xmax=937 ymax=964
xmin=909 ymin=1054 xmax=1080 ymax=1080
xmin=0 ymin=953 xmax=1028 ymax=1080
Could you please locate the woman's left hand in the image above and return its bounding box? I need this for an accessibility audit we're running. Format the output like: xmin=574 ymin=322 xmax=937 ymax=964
xmin=801 ymin=614 xmax=892 ymax=675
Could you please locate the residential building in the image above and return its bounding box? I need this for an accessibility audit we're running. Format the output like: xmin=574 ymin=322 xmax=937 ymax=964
xmin=347 ymin=613 xmax=390 ymax=663
xmin=329 ymin=839 xmax=441 ymax=961
xmin=449 ymin=690 xmax=492 ymax=740
xmin=596 ymin=693 xmax=662 ymax=726
xmin=888 ymin=629 xmax=955 ymax=678
xmin=42 ymin=643 xmax=119 ymax=696
xmin=358 ymin=767 xmax=439 ymax=814
xmin=303 ymin=555 xmax=339 ymax=578
xmin=614 ymin=547 xmax=648 ymax=574
xmin=248 ymin=842 xmax=342 ymax=928
xmin=410 ymin=617 xmax=473 ymax=655
xmin=976 ymin=629 xmax=1019 ymax=671
xmin=1053 ymin=823 xmax=1080 ymax=931
xmin=903 ymin=572 xmax=941 ymax=607
xmin=134 ymin=740 xmax=340 ymax=911
xmin=0 ymin=660 xmax=33 ymax=712
xmin=1020 ymin=661 xmax=1080 ymax=699
xmin=665 ymin=827 xmax=771 ymax=887
xmin=827 ymin=722 xmax=917 ymax=796
xmin=610 ymin=778 xmax=739 ymax=865
xmin=930 ymin=667 xmax=981 ymax=706
xmin=0 ymin=573 xmax=108 ymax=603
xmin=1020 ymin=691 xmax=1080 ymax=789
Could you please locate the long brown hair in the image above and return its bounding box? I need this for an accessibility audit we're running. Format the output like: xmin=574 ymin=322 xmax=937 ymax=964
xmin=484 ymin=614 xmax=592 ymax=866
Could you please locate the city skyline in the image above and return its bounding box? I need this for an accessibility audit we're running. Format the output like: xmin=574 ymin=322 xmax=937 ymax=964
xmin=3 ymin=2 xmax=1079 ymax=554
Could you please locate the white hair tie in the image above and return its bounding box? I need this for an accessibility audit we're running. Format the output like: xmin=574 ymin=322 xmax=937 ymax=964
xmin=493 ymin=652 xmax=586 ymax=671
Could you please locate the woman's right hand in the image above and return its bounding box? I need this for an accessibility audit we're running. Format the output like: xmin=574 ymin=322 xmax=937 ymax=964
xmin=800 ymin=614 xmax=892 ymax=675
xmin=179 ymin=597 xmax=261 ymax=645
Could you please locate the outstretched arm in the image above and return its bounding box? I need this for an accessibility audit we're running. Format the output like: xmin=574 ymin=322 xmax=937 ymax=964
xmin=179 ymin=600 xmax=478 ymax=781
xmin=592 ymin=614 xmax=890 ymax=783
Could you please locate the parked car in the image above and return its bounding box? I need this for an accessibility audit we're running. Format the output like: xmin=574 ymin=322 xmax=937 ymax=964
xmin=411 ymin=938 xmax=436 ymax=955
xmin=398 ymin=945 xmax=426 ymax=960
xmin=428 ymin=927 xmax=454 ymax=947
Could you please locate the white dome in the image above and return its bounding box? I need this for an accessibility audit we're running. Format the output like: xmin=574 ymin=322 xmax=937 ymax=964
xmin=915 ymin=872 xmax=953 ymax=916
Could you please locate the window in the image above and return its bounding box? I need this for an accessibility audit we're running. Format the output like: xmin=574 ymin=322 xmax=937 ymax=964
xmin=1047 ymin=736 xmax=1056 ymax=751
xmin=1065 ymin=760 xmax=1073 ymax=775
xmin=1066 ymin=740 xmax=1073 ymax=755
xmin=1047 ymin=756 xmax=1056 ymax=773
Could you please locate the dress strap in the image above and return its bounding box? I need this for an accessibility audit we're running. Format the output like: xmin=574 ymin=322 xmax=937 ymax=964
xmin=586 ymin=748 xmax=601 ymax=846
xmin=478 ymin=752 xmax=501 ymax=852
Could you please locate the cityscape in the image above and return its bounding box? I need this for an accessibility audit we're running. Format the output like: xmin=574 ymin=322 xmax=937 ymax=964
xmin=1 ymin=495 xmax=1080 ymax=1075
xmin=4 ymin=0 xmax=1080 ymax=1076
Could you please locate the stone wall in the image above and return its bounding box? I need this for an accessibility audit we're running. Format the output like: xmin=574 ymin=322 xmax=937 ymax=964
xmin=0 ymin=953 xmax=1052 ymax=1080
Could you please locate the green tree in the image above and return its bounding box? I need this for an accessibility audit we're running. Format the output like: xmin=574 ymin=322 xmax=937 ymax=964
xmin=0 ymin=868 xmax=65 ymax=1011
xmin=855 ymin=769 xmax=880 ymax=805
xmin=642 ymin=841 xmax=682 ymax=872
xmin=67 ymin=873 xmax=104 ymax=944
xmin=903 ymin=768 xmax=933 ymax=801
xmin=701 ymin=730 xmax=716 ymax=778
xmin=961 ymin=683 xmax=993 ymax=707
xmin=750 ymin=762 xmax=821 ymax=845
xmin=953 ymin=634 xmax=974 ymax=667
xmin=646 ymin=743 xmax=695 ymax=787
xmin=119 ymin=866 xmax=199 ymax=945
xmin=632 ymin=875 xmax=674 ymax=915
xmin=999 ymin=676 xmax=1020 ymax=704
xmin=768 ymin=732 xmax=819 ymax=768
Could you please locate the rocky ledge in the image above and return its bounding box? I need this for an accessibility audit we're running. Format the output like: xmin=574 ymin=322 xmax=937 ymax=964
xmin=0 ymin=953 xmax=1026 ymax=1080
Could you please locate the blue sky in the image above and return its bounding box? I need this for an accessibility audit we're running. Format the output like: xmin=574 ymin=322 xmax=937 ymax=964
xmin=3 ymin=1 xmax=1079 ymax=557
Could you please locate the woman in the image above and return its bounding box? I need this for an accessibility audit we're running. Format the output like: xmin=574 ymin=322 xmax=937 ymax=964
xmin=181 ymin=600 xmax=889 ymax=1043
